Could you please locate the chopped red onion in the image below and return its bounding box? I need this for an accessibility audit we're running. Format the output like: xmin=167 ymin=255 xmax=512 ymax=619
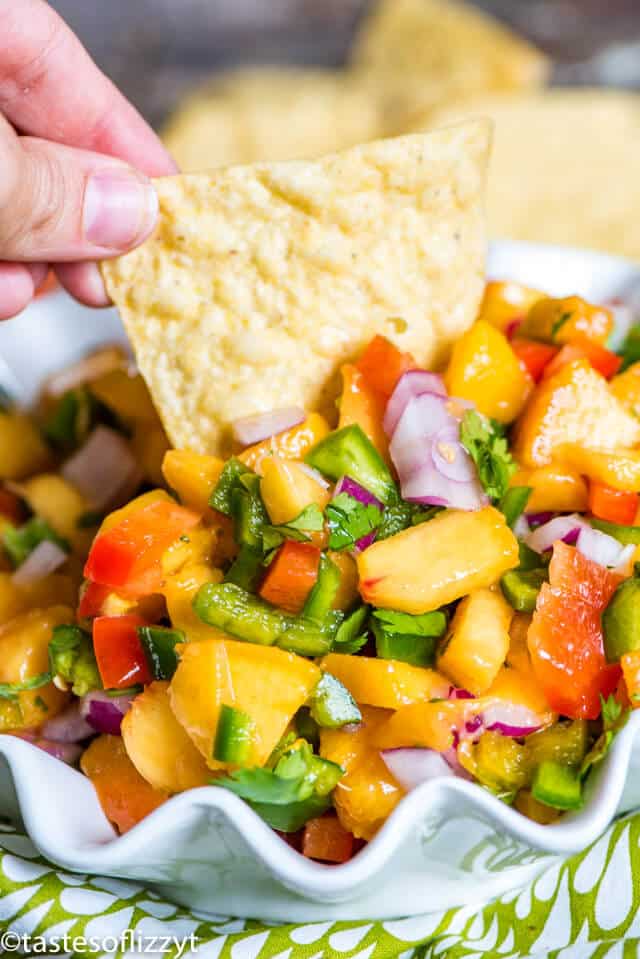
xmin=334 ymin=476 xmax=383 ymax=510
xmin=525 ymin=513 xmax=588 ymax=554
xmin=297 ymin=463 xmax=330 ymax=490
xmin=389 ymin=391 xmax=487 ymax=512
xmin=442 ymin=745 xmax=472 ymax=779
xmin=381 ymin=747 xmax=454 ymax=790
xmin=353 ymin=530 xmax=378 ymax=554
xmin=488 ymin=721 xmax=543 ymax=737
xmin=390 ymin=393 xmax=453 ymax=465
xmin=12 ymin=540 xmax=67 ymax=587
xmin=63 ymin=426 xmax=139 ymax=510
xmin=42 ymin=702 xmax=93 ymax=743
xmin=384 ymin=370 xmax=446 ymax=436
xmin=482 ymin=702 xmax=544 ymax=737
xmin=525 ymin=511 xmax=556 ymax=530
xmin=43 ymin=346 xmax=128 ymax=398
xmin=10 ymin=730 xmax=83 ymax=765
xmin=577 ymin=526 xmax=633 ymax=569
xmin=80 ymin=690 xmax=135 ymax=735
xmin=402 ymin=461 xmax=487 ymax=511
xmin=232 ymin=407 xmax=305 ymax=447
xmin=513 ymin=514 xmax=530 ymax=540
xmin=431 ymin=428 xmax=477 ymax=483
xmin=448 ymin=686 xmax=474 ymax=700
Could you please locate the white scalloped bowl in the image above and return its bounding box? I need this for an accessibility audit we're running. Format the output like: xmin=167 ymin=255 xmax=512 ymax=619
xmin=0 ymin=240 xmax=639 ymax=921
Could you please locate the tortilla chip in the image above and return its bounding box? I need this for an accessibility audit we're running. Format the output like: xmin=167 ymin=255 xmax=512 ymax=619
xmin=351 ymin=0 xmax=548 ymax=130
xmin=103 ymin=121 xmax=490 ymax=455
xmin=163 ymin=68 xmax=387 ymax=172
xmin=423 ymin=90 xmax=640 ymax=261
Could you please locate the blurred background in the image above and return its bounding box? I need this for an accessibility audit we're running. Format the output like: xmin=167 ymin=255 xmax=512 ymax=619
xmin=44 ymin=0 xmax=640 ymax=262
xmin=49 ymin=0 xmax=640 ymax=128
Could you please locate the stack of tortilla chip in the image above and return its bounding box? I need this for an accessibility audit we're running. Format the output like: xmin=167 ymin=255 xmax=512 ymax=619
xmin=163 ymin=0 xmax=546 ymax=166
xmin=163 ymin=0 xmax=640 ymax=263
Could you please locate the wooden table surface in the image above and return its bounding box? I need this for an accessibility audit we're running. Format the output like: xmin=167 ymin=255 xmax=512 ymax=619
xmin=50 ymin=0 xmax=640 ymax=128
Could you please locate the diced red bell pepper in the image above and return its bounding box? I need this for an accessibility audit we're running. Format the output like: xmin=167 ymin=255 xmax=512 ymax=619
xmin=302 ymin=815 xmax=355 ymax=863
xmin=511 ymin=338 xmax=559 ymax=383
xmin=93 ymin=615 xmax=152 ymax=689
xmin=589 ymin=481 xmax=639 ymax=525
xmin=259 ymin=540 xmax=321 ymax=614
xmin=528 ymin=541 xmax=623 ymax=719
xmin=79 ymin=581 xmax=111 ymax=619
xmin=544 ymin=336 xmax=622 ymax=380
xmin=356 ymin=335 xmax=416 ymax=398
xmin=0 ymin=489 xmax=24 ymax=524
xmin=84 ymin=500 xmax=200 ymax=596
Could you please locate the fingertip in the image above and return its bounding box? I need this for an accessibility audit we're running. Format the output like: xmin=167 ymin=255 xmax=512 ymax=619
xmin=54 ymin=262 xmax=111 ymax=308
xmin=0 ymin=262 xmax=36 ymax=319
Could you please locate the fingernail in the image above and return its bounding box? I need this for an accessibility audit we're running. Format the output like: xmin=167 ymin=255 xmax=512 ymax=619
xmin=83 ymin=171 xmax=158 ymax=251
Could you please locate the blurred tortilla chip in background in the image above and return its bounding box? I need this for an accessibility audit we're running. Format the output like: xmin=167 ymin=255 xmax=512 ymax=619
xmin=163 ymin=68 xmax=388 ymax=171
xmin=421 ymin=90 xmax=640 ymax=261
xmin=350 ymin=0 xmax=549 ymax=130
xmin=163 ymin=0 xmax=546 ymax=171
xmin=103 ymin=120 xmax=490 ymax=455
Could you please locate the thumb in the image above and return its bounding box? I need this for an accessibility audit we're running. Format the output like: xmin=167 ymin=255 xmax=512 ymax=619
xmin=0 ymin=115 xmax=158 ymax=262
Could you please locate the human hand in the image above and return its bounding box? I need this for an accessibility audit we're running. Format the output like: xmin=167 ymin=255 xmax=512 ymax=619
xmin=0 ymin=0 xmax=177 ymax=319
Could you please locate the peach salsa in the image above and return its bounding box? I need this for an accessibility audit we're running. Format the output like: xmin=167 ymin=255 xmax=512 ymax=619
xmin=3 ymin=284 xmax=640 ymax=864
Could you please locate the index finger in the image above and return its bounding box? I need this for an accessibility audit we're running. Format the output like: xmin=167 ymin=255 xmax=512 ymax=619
xmin=0 ymin=0 xmax=176 ymax=177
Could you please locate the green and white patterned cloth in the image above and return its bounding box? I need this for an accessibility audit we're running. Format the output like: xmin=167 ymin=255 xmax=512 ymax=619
xmin=0 ymin=814 xmax=638 ymax=958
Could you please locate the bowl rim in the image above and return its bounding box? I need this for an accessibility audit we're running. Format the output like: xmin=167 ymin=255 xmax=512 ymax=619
xmin=2 ymin=237 xmax=640 ymax=896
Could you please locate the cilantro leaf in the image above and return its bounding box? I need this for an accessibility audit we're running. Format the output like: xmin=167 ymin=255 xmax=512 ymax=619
xmin=284 ymin=504 xmax=324 ymax=532
xmin=216 ymin=740 xmax=343 ymax=832
xmin=3 ymin=518 xmax=69 ymax=569
xmin=333 ymin=605 xmax=369 ymax=654
xmin=460 ymin=410 xmax=517 ymax=501
xmin=0 ymin=672 xmax=52 ymax=700
xmin=581 ymin=694 xmax=630 ymax=778
xmin=376 ymin=502 xmax=442 ymax=541
xmin=373 ymin=609 xmax=447 ymax=637
xmin=261 ymin=504 xmax=326 ymax=558
xmin=326 ymin=492 xmax=381 ymax=551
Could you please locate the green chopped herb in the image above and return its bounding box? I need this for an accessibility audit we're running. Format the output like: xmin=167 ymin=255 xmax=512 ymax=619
xmin=333 ymin=605 xmax=369 ymax=654
xmin=581 ymin=694 xmax=630 ymax=778
xmin=3 ymin=518 xmax=69 ymax=570
xmin=48 ymin=624 xmax=101 ymax=697
xmin=42 ymin=388 xmax=93 ymax=451
xmin=376 ymin=502 xmax=441 ymax=541
xmin=372 ymin=608 xmax=447 ymax=666
xmin=216 ymin=740 xmax=343 ymax=832
xmin=34 ymin=696 xmax=48 ymax=713
xmin=326 ymin=492 xmax=381 ymax=551
xmin=460 ymin=410 xmax=517 ymax=501
xmin=261 ymin=504 xmax=325 ymax=555
xmin=0 ymin=672 xmax=52 ymax=700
